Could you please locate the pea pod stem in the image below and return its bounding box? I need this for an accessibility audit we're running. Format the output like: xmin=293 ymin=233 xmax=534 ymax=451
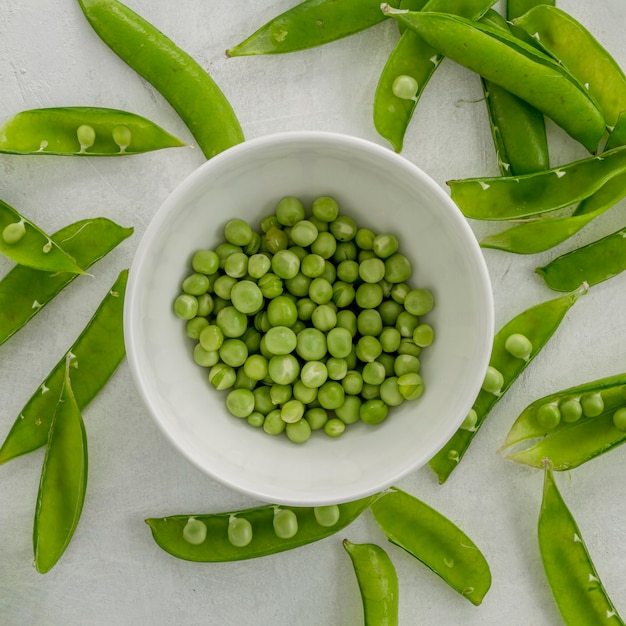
xmin=538 ymin=463 xmax=625 ymax=625
xmin=370 ymin=488 xmax=491 ymax=606
xmin=343 ymin=540 xmax=399 ymax=626
xmin=501 ymin=373 xmax=626 ymax=470
xmin=0 ymin=270 xmax=128 ymax=464
xmin=0 ymin=107 xmax=185 ymax=156
xmin=0 ymin=218 xmax=132 ymax=347
xmin=429 ymin=285 xmax=586 ymax=483
xmin=77 ymin=0 xmax=243 ymax=160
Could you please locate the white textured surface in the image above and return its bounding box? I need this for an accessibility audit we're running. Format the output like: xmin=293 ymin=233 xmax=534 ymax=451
xmin=0 ymin=1 xmax=625 ymax=624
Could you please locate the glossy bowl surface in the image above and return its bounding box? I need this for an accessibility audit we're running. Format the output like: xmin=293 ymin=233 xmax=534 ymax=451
xmin=125 ymin=131 xmax=493 ymax=505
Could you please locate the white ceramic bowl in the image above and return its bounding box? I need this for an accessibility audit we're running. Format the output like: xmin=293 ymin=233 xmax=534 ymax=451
xmin=124 ymin=131 xmax=493 ymax=506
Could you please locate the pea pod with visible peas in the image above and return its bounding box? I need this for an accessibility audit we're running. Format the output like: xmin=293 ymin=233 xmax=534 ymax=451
xmin=343 ymin=539 xmax=399 ymax=626
xmin=538 ymin=463 xmax=625 ymax=625
xmin=0 ymin=199 xmax=85 ymax=274
xmin=0 ymin=270 xmax=128 ymax=464
xmin=0 ymin=107 xmax=184 ymax=156
xmin=370 ymin=488 xmax=491 ymax=605
xmin=373 ymin=0 xmax=495 ymax=153
xmin=501 ymin=373 xmax=626 ymax=471
xmin=77 ymin=0 xmax=243 ymax=160
xmin=429 ymin=286 xmax=586 ymax=483
xmin=226 ymin=0 xmax=402 ymax=57
xmin=33 ymin=357 xmax=88 ymax=574
xmin=0 ymin=218 xmax=132 ymax=347
xmin=380 ymin=6 xmax=607 ymax=153
xmin=145 ymin=496 xmax=377 ymax=562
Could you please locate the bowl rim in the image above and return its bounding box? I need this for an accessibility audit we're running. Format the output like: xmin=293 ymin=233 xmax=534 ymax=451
xmin=124 ymin=130 xmax=494 ymax=505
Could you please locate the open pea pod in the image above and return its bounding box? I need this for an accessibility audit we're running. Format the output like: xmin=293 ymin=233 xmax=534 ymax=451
xmin=0 ymin=217 xmax=133 ymax=347
xmin=0 ymin=270 xmax=127 ymax=464
xmin=429 ymin=286 xmax=585 ymax=483
xmin=145 ymin=495 xmax=377 ymax=562
xmin=373 ymin=0 xmax=495 ymax=153
xmin=0 ymin=199 xmax=85 ymax=274
xmin=448 ymin=144 xmax=626 ymax=221
xmin=226 ymin=0 xmax=402 ymax=57
xmin=501 ymin=373 xmax=626 ymax=470
xmin=0 ymin=107 xmax=185 ymax=156
xmin=33 ymin=359 xmax=88 ymax=574
xmin=380 ymin=7 xmax=607 ymax=153
xmin=370 ymin=488 xmax=491 ymax=606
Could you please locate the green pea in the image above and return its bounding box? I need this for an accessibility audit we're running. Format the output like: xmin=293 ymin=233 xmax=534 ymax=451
xmin=223 ymin=252 xmax=248 ymax=278
xmin=357 ymin=309 xmax=383 ymax=337
xmin=395 ymin=311 xmax=419 ymax=337
xmin=384 ymin=254 xmax=412 ymax=283
xmin=335 ymin=395 xmax=362 ymax=425
xmin=182 ymin=518 xmax=207 ymax=545
xmin=309 ymin=277 xmax=333 ymax=304
xmin=2 ymin=220 xmax=26 ymax=244
xmin=173 ymin=294 xmax=198 ymax=320
xmin=248 ymin=253 xmax=271 ymax=279
xmin=355 ymin=228 xmax=375 ymax=250
xmin=613 ymin=407 xmax=626 ymax=432
xmin=356 ymin=336 xmax=382 ymax=363
xmin=264 ymin=226 xmax=288 ymax=253
xmin=312 ymin=196 xmax=339 ymax=222
xmin=326 ymin=357 xmax=348 ymax=381
xmin=379 ymin=327 xmax=401 ymax=353
xmin=216 ymin=306 xmax=248 ymax=338
xmin=342 ymin=371 xmax=364 ymax=396
xmin=504 ymin=333 xmax=533 ymax=360
xmin=332 ymin=281 xmax=356 ymax=308
xmin=293 ymin=379 xmax=318 ymax=404
xmin=267 ymin=295 xmax=298 ymax=327
xmin=296 ymin=328 xmax=327 ymax=361
xmin=372 ymin=233 xmax=399 ymax=258
xmin=392 ymin=74 xmax=418 ymax=100
xmin=285 ymin=419 xmax=312 ymax=443
xmin=311 ymin=304 xmax=337 ymax=331
xmin=263 ymin=409 xmax=286 ymax=435
xmin=199 ymin=324 xmax=224 ymax=352
xmin=253 ymin=386 xmax=274 ymax=415
xmin=226 ymin=388 xmax=255 ymax=418
xmin=290 ymin=220 xmax=318 ymax=247
xmin=186 ymin=316 xmax=209 ymax=340
xmin=227 ymin=516 xmax=253 ymax=547
xmin=230 ymin=280 xmax=264 ymax=315
xmin=224 ymin=218 xmax=253 ymax=246
xmin=208 ymin=363 xmax=236 ymax=390
xmin=305 ymin=407 xmax=329 ymax=431
xmin=397 ymin=373 xmax=424 ymax=400
xmin=324 ymin=417 xmax=346 ymax=437
xmin=559 ymin=397 xmax=583 ymax=423
xmin=379 ymin=377 xmax=404 ymax=407
xmin=378 ymin=300 xmax=404 ymax=325
xmin=310 ymin=231 xmax=337 ymax=259
xmin=362 ymin=361 xmax=386 ymax=386
xmin=247 ymin=411 xmax=265 ymax=428
xmin=460 ymin=408 xmax=478 ymax=431
xmin=413 ymin=323 xmax=434 ymax=348
xmin=276 ymin=197 xmax=305 ymax=226
xmin=360 ymin=399 xmax=389 ymax=424
xmin=268 ymin=354 xmax=300 ymax=385
xmin=196 ymin=293 xmax=214 ymax=317
xmin=359 ymin=257 xmax=386 ymax=283
xmin=337 ymin=259 xmax=359 ymax=282
xmin=313 ymin=505 xmax=341 ymax=527
xmin=271 ymin=249 xmax=300 ymax=279
xmin=536 ymin=402 xmax=561 ymax=429
xmin=192 ymin=250 xmax=220 ymax=275
xmin=336 ymin=310 xmax=358 ymax=336
xmin=482 ymin=366 xmax=504 ymax=395
xmin=581 ymin=392 xmax=604 ymax=417
xmin=394 ymin=354 xmax=420 ymax=377
xmin=213 ymin=274 xmax=237 ymax=299
xmin=193 ymin=344 xmax=219 ymax=368
xmin=258 ymin=272 xmax=283 ymax=299
xmin=281 ymin=399 xmax=305 ymax=424
xmin=355 ymin=283 xmax=383 ymax=309
xmin=318 ymin=381 xmax=345 ymax=410
xmin=270 ymin=384 xmax=292 ymax=406
xmin=301 ymin=253 xmax=326 ymax=278
xmin=215 ymin=242 xmax=243 ymax=266
xmin=264 ymin=325 xmax=297 ymax=355
xmin=404 ymin=288 xmax=434 ymax=316
xmin=242 ymin=354 xmax=269 ymax=381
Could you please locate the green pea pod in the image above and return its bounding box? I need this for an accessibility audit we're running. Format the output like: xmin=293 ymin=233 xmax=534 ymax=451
xmin=145 ymin=496 xmax=377 ymax=562
xmin=33 ymin=358 xmax=88 ymax=574
xmin=538 ymin=464 xmax=625 ymax=625
xmin=343 ymin=539 xmax=399 ymax=626
xmin=0 ymin=107 xmax=185 ymax=156
xmin=0 ymin=218 xmax=132 ymax=346
xmin=380 ymin=7 xmax=606 ymax=152
xmin=226 ymin=0 xmax=402 ymax=57
xmin=513 ymin=5 xmax=626 ymax=128
xmin=77 ymin=0 xmax=243 ymax=160
xmin=501 ymin=373 xmax=626 ymax=470
xmin=0 ymin=199 xmax=85 ymax=274
xmin=448 ymin=144 xmax=626 ymax=221
xmin=479 ymin=10 xmax=550 ymax=176
xmin=429 ymin=286 xmax=585 ymax=483
xmin=373 ymin=0 xmax=495 ymax=153
xmin=480 ymin=112 xmax=626 ymax=253
xmin=0 ymin=270 xmax=128 ymax=464
xmin=506 ymin=0 xmax=554 ymax=21
xmin=370 ymin=488 xmax=491 ymax=606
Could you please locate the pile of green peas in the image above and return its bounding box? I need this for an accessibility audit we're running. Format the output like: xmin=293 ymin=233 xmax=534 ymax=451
xmin=173 ymin=196 xmax=435 ymax=443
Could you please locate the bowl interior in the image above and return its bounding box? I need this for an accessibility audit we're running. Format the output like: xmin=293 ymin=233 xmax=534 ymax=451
xmin=124 ymin=132 xmax=493 ymax=506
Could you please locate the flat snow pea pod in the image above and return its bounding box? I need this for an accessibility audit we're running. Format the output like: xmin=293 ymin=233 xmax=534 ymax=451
xmin=374 ymin=0 xmax=495 ymax=153
xmin=448 ymin=145 xmax=626 ymax=221
xmin=380 ymin=7 xmax=606 ymax=152
xmin=343 ymin=539 xmax=399 ymax=626
xmin=0 ymin=107 xmax=185 ymax=156
xmin=479 ymin=11 xmax=549 ymax=176
xmin=33 ymin=358 xmax=88 ymax=573
xmin=506 ymin=0 xmax=554 ymax=21
xmin=538 ymin=464 xmax=625 ymax=625
xmin=0 ymin=270 xmax=127 ymax=464
xmin=226 ymin=0 xmax=402 ymax=57
xmin=145 ymin=496 xmax=377 ymax=562
xmin=370 ymin=488 xmax=491 ymax=605
xmin=77 ymin=0 xmax=243 ymax=160
xmin=0 ymin=199 xmax=85 ymax=274
xmin=501 ymin=373 xmax=626 ymax=470
xmin=429 ymin=286 xmax=585 ymax=483
xmin=0 ymin=218 xmax=132 ymax=346
xmin=536 ymin=225 xmax=626 ymax=292
xmin=513 ymin=5 xmax=626 ymax=128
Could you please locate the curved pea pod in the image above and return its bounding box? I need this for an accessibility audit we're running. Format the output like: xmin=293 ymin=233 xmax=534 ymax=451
xmin=380 ymin=7 xmax=607 ymax=153
xmin=77 ymin=0 xmax=243 ymax=160
xmin=506 ymin=0 xmax=554 ymax=20
xmin=429 ymin=286 xmax=585 ymax=483
xmin=0 ymin=107 xmax=185 ymax=156
xmin=370 ymin=488 xmax=491 ymax=605
xmin=501 ymin=373 xmax=626 ymax=471
xmin=0 ymin=218 xmax=132 ymax=347
xmin=0 ymin=270 xmax=127 ymax=464
xmin=33 ymin=359 xmax=88 ymax=574
xmin=0 ymin=199 xmax=85 ymax=274
xmin=226 ymin=0 xmax=401 ymax=57
xmin=538 ymin=464 xmax=625 ymax=625
xmin=448 ymin=145 xmax=626 ymax=221
xmin=513 ymin=5 xmax=626 ymax=129
xmin=373 ymin=0 xmax=494 ymax=153
xmin=343 ymin=539 xmax=399 ymax=626
xmin=145 ymin=496 xmax=377 ymax=562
